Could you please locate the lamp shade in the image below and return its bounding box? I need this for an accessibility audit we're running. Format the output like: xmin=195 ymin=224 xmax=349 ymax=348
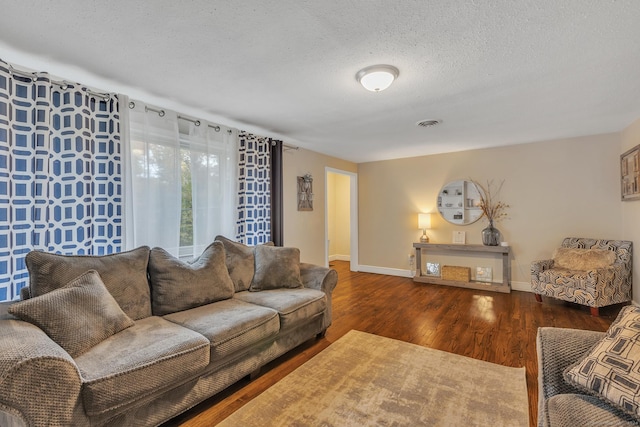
xmin=356 ymin=65 xmax=399 ymax=92
xmin=418 ymin=213 xmax=431 ymax=230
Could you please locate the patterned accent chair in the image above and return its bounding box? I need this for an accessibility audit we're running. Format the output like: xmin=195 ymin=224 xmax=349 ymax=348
xmin=531 ymin=237 xmax=633 ymax=316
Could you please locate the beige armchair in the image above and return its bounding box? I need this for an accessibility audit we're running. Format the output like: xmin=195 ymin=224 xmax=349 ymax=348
xmin=531 ymin=237 xmax=632 ymax=316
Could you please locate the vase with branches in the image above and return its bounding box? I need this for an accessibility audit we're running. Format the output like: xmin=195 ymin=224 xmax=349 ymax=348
xmin=470 ymin=179 xmax=509 ymax=246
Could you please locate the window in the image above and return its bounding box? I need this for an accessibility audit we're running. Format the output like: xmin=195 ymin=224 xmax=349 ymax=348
xmin=126 ymin=102 xmax=237 ymax=258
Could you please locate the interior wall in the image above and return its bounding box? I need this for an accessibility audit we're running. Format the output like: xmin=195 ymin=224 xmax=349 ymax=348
xmin=358 ymin=132 xmax=623 ymax=288
xmin=283 ymin=148 xmax=357 ymax=266
xmin=327 ymin=172 xmax=351 ymax=260
xmin=621 ymin=117 xmax=640 ymax=302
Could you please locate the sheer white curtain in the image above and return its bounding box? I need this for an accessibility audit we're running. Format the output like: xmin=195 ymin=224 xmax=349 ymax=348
xmin=186 ymin=123 xmax=238 ymax=257
xmin=121 ymin=96 xmax=238 ymax=258
xmin=123 ymin=98 xmax=181 ymax=256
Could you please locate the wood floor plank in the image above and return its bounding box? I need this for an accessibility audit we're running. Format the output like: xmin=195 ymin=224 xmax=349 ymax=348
xmin=164 ymin=261 xmax=617 ymax=427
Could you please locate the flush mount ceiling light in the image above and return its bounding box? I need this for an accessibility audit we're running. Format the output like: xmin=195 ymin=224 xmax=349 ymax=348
xmin=356 ymin=65 xmax=399 ymax=92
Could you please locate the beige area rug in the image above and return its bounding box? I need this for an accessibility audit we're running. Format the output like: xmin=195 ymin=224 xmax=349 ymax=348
xmin=218 ymin=330 xmax=528 ymax=426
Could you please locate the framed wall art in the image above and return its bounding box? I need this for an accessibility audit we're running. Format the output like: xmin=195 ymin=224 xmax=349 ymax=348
xmin=297 ymin=174 xmax=313 ymax=211
xmin=621 ymin=144 xmax=640 ymax=201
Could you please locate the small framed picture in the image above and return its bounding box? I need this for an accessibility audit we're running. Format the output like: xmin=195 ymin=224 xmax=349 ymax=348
xmin=452 ymin=231 xmax=466 ymax=244
xmin=476 ymin=267 xmax=493 ymax=283
xmin=425 ymin=262 xmax=440 ymax=276
xmin=621 ymin=144 xmax=640 ymax=201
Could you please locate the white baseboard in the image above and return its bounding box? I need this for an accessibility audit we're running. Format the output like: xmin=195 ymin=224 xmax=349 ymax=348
xmin=358 ymin=265 xmax=414 ymax=278
xmin=356 ymin=266 xmax=533 ymax=291
xmin=329 ymin=254 xmax=350 ymax=262
xmin=510 ymin=281 xmax=532 ymax=292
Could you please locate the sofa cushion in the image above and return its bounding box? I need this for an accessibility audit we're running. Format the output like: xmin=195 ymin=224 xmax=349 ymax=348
xmin=547 ymin=393 xmax=640 ymax=427
xmin=8 ymin=270 xmax=134 ymax=357
xmin=26 ymin=246 xmax=152 ymax=320
xmin=148 ymin=242 xmax=235 ymax=316
xmin=564 ymin=305 xmax=640 ymax=421
xmin=75 ymin=316 xmax=210 ymax=416
xmin=164 ymin=298 xmax=280 ymax=360
xmin=215 ymin=235 xmax=273 ymax=292
xmin=250 ymin=245 xmax=303 ymax=291
xmin=553 ymin=247 xmax=616 ymax=271
xmin=235 ymin=288 xmax=326 ymax=330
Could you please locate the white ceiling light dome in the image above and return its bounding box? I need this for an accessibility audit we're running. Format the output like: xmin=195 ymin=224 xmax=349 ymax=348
xmin=356 ymin=65 xmax=399 ymax=92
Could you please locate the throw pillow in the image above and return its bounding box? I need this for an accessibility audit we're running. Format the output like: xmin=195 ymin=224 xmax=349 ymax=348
xmin=215 ymin=235 xmax=274 ymax=292
xmin=8 ymin=270 xmax=134 ymax=358
xmin=553 ymin=247 xmax=616 ymax=271
xmin=564 ymin=305 xmax=640 ymax=420
xmin=25 ymin=246 xmax=152 ymax=320
xmin=250 ymin=245 xmax=303 ymax=292
xmin=148 ymin=241 xmax=235 ymax=316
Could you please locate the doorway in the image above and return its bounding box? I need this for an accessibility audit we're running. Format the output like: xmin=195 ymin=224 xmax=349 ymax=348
xmin=325 ymin=168 xmax=358 ymax=271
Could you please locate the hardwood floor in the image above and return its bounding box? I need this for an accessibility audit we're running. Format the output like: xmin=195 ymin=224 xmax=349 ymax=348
xmin=166 ymin=261 xmax=619 ymax=427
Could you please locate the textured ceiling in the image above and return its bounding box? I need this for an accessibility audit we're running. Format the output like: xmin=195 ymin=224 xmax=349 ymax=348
xmin=1 ymin=0 xmax=639 ymax=163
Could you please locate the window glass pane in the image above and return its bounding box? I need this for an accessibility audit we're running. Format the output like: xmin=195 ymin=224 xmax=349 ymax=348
xmin=180 ymin=148 xmax=193 ymax=249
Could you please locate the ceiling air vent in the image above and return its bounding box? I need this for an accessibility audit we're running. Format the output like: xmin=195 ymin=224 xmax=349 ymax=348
xmin=416 ymin=119 xmax=442 ymax=127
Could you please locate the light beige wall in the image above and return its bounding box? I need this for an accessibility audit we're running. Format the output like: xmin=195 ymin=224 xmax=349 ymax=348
xmin=327 ymin=172 xmax=351 ymax=258
xmin=621 ymin=117 xmax=640 ymax=302
xmin=358 ymin=133 xmax=623 ymax=286
xmin=283 ymin=148 xmax=357 ymax=266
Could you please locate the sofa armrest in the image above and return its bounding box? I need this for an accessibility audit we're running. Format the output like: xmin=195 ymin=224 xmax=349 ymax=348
xmin=0 ymin=301 xmax=14 ymax=320
xmin=300 ymin=263 xmax=338 ymax=295
xmin=537 ymin=327 xmax=605 ymax=427
xmin=0 ymin=319 xmax=83 ymax=426
xmin=300 ymin=263 xmax=338 ymax=331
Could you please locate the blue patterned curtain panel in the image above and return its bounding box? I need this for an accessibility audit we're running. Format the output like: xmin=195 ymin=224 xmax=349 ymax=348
xmin=0 ymin=61 xmax=122 ymax=301
xmin=236 ymin=132 xmax=271 ymax=245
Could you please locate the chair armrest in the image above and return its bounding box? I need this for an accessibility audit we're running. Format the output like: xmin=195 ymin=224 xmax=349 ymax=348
xmin=537 ymin=327 xmax=605 ymax=427
xmin=300 ymin=263 xmax=338 ymax=295
xmin=0 ymin=319 xmax=83 ymax=426
xmin=589 ymin=262 xmax=632 ymax=303
xmin=531 ymin=259 xmax=554 ymax=275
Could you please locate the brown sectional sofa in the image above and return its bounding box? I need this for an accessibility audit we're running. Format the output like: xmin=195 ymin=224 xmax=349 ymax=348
xmin=0 ymin=237 xmax=337 ymax=427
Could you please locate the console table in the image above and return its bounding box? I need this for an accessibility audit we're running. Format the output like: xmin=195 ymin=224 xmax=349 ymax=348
xmin=413 ymin=243 xmax=511 ymax=293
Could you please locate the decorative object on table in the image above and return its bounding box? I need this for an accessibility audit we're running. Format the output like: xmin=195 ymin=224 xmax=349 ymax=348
xmin=442 ymin=265 xmax=471 ymax=282
xmin=621 ymin=143 xmax=640 ymax=201
xmin=297 ymin=174 xmax=313 ymax=211
xmin=408 ymin=254 xmax=416 ymax=277
xmin=452 ymin=231 xmax=466 ymax=244
xmin=437 ymin=180 xmax=483 ymax=225
xmin=425 ymin=262 xmax=440 ymax=276
xmin=470 ymin=179 xmax=509 ymax=246
xmin=418 ymin=213 xmax=431 ymax=243
xmin=476 ymin=267 xmax=493 ymax=283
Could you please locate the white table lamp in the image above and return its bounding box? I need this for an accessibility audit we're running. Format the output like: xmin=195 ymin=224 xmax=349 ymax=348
xmin=418 ymin=213 xmax=431 ymax=243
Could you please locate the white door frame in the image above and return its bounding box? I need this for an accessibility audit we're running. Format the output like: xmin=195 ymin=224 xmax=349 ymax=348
xmin=325 ymin=167 xmax=358 ymax=271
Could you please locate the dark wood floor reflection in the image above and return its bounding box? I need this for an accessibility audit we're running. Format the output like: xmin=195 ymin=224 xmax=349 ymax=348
xmin=166 ymin=261 xmax=618 ymax=427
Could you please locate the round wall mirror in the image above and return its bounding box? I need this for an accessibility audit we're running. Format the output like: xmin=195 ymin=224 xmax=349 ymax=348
xmin=437 ymin=180 xmax=484 ymax=225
